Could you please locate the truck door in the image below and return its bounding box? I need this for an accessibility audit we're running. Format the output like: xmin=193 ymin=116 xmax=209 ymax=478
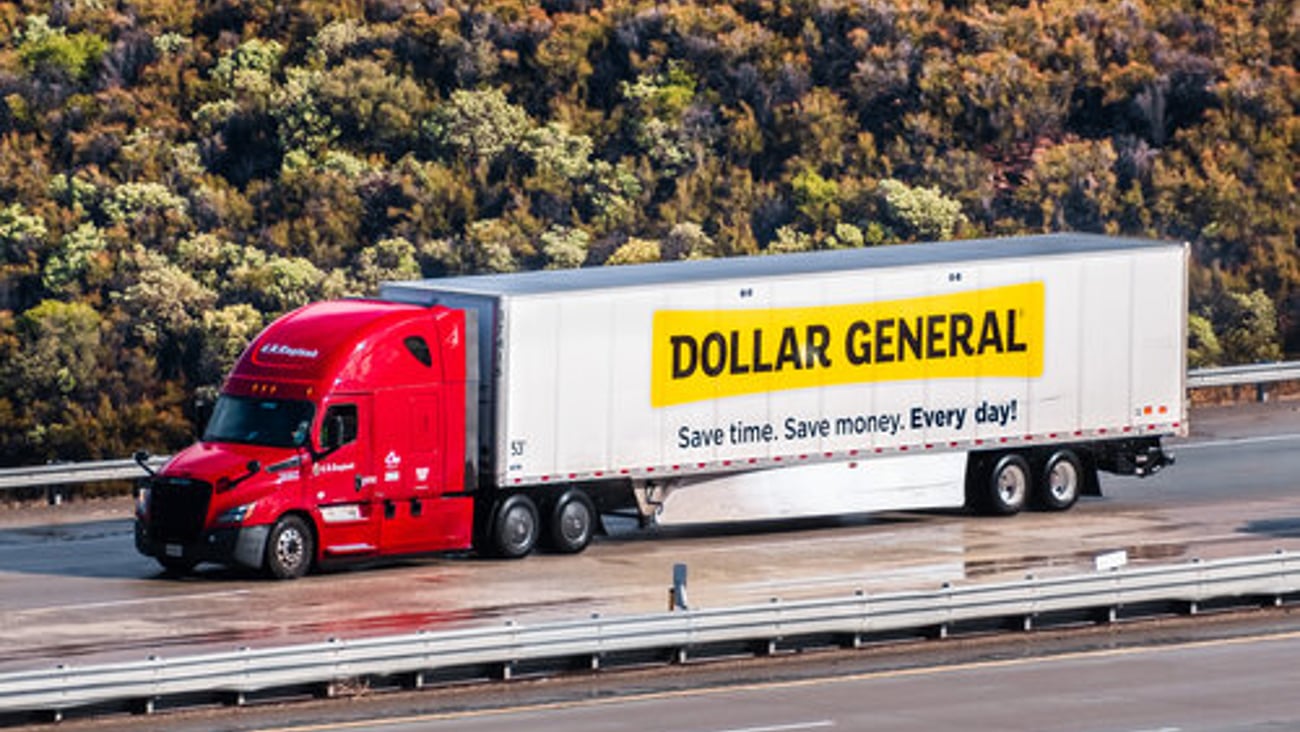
xmin=375 ymin=391 xmax=440 ymax=554
xmin=310 ymin=396 xmax=378 ymax=558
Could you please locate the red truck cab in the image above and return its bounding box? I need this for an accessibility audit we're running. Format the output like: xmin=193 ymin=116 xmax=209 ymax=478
xmin=135 ymin=300 xmax=475 ymax=578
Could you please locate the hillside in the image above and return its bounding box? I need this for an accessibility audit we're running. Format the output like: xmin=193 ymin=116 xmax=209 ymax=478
xmin=0 ymin=0 xmax=1295 ymax=464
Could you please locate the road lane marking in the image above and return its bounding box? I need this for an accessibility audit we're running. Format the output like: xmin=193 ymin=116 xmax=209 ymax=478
xmin=9 ymin=589 xmax=251 ymax=615
xmin=1177 ymin=433 xmax=1300 ymax=451
xmin=694 ymin=722 xmax=833 ymax=732
xmin=249 ymin=630 xmax=1300 ymax=732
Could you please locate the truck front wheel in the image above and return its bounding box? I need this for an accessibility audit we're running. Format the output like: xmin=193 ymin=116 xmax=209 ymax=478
xmin=264 ymin=515 xmax=314 ymax=579
xmin=981 ymin=453 xmax=1030 ymax=516
xmin=489 ymin=494 xmax=539 ymax=559
xmin=545 ymin=489 xmax=595 ymax=554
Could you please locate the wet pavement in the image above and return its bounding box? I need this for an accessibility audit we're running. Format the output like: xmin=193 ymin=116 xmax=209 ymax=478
xmin=0 ymin=401 xmax=1298 ymax=674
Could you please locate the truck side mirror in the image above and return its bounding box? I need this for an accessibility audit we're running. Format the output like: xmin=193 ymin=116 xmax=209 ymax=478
xmin=134 ymin=450 xmax=156 ymax=477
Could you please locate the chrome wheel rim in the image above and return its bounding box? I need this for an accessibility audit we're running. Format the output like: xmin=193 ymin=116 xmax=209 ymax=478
xmin=1048 ymin=459 xmax=1079 ymax=503
xmin=997 ymin=463 xmax=1027 ymax=507
xmin=275 ymin=526 xmax=305 ymax=571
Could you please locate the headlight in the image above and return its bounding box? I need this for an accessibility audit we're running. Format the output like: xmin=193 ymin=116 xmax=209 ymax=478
xmin=215 ymin=502 xmax=257 ymax=525
xmin=134 ymin=486 xmax=151 ymax=517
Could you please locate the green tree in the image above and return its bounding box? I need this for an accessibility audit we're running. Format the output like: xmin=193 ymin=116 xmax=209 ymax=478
xmin=16 ymin=15 xmax=107 ymax=83
xmin=605 ymin=237 xmax=661 ymax=265
xmin=42 ymin=223 xmax=108 ymax=296
xmin=878 ymin=178 xmax=966 ymax=241
xmin=195 ymin=304 xmax=264 ymax=389
xmin=12 ymin=300 xmax=103 ymax=403
xmin=114 ymin=249 xmax=217 ymax=348
xmin=0 ymin=203 xmax=48 ymax=268
xmin=352 ymin=237 xmax=421 ymax=293
xmin=1186 ymin=314 xmax=1222 ymax=368
xmin=540 ymin=226 xmax=590 ymax=270
xmin=425 ymin=88 xmax=530 ymax=181
xmin=1215 ymin=289 xmax=1283 ymax=364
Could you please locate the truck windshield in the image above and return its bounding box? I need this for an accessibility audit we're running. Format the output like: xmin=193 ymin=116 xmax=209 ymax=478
xmin=203 ymin=396 xmax=315 ymax=448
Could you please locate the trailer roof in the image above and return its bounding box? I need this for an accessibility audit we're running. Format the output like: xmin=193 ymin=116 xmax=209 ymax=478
xmin=383 ymin=233 xmax=1181 ymax=299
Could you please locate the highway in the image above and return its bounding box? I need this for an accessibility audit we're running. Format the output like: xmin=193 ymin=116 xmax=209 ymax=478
xmin=232 ymin=628 xmax=1300 ymax=732
xmin=0 ymin=401 xmax=1298 ymax=676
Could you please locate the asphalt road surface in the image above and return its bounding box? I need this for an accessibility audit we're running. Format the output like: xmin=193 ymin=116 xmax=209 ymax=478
xmin=234 ymin=627 xmax=1300 ymax=732
xmin=0 ymin=401 xmax=1298 ymax=674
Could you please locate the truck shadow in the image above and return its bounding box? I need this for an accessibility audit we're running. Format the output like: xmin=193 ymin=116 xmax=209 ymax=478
xmin=596 ymin=511 xmax=937 ymax=545
xmin=0 ymin=518 xmax=153 ymax=579
xmin=1239 ymin=517 xmax=1300 ymax=540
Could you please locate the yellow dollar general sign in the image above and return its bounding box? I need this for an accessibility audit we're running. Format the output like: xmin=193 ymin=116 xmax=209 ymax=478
xmin=651 ymin=282 xmax=1044 ymax=407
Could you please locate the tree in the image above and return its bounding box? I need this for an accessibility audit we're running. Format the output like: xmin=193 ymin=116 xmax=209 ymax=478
xmin=878 ymin=178 xmax=966 ymax=241
xmin=1214 ymin=289 xmax=1283 ymax=365
xmin=1186 ymin=314 xmax=1222 ymax=368
xmin=540 ymin=226 xmax=590 ymax=270
xmin=11 ymin=300 xmax=103 ymax=404
xmin=42 ymin=223 xmax=108 ymax=296
xmin=661 ymin=222 xmax=716 ymax=260
xmin=1017 ymin=139 xmax=1119 ymax=232
xmin=604 ymin=237 xmax=660 ymax=265
xmin=424 ymin=88 xmax=530 ymax=181
xmin=16 ymin=15 xmax=108 ymax=84
xmin=195 ymin=304 xmax=263 ymax=390
xmin=114 ymin=249 xmax=216 ymax=349
xmin=352 ymin=237 xmax=421 ymax=293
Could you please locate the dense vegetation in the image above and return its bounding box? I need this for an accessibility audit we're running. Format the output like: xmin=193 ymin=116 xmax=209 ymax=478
xmin=0 ymin=0 xmax=1295 ymax=465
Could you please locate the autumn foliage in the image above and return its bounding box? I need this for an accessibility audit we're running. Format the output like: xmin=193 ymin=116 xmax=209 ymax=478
xmin=0 ymin=0 xmax=1295 ymax=464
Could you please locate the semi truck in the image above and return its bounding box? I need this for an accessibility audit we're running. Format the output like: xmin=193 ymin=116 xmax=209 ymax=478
xmin=134 ymin=233 xmax=1187 ymax=578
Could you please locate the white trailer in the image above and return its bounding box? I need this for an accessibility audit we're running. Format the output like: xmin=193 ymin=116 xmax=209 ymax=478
xmin=383 ymin=233 xmax=1186 ymax=529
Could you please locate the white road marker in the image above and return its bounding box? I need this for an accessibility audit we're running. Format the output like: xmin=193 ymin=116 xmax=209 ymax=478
xmin=693 ymin=722 xmax=835 ymax=732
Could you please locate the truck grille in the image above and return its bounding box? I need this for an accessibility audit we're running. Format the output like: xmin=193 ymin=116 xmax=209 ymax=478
xmin=148 ymin=478 xmax=212 ymax=543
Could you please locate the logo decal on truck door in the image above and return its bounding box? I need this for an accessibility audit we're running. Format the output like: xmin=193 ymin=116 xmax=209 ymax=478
xmin=651 ymin=282 xmax=1043 ymax=407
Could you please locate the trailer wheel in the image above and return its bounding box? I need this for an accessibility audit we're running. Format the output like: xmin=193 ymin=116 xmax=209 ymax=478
xmin=264 ymin=515 xmax=313 ymax=579
xmin=1035 ymin=449 xmax=1082 ymax=511
xmin=545 ymin=489 xmax=595 ymax=554
xmin=489 ymin=494 xmax=539 ymax=559
xmin=983 ymin=453 xmax=1030 ymax=516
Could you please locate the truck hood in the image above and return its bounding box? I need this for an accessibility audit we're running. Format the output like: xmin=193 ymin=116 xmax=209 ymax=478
xmin=161 ymin=442 xmax=297 ymax=485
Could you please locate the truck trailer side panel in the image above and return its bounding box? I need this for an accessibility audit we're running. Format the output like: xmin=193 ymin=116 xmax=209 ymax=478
xmin=381 ymin=235 xmax=1187 ymax=493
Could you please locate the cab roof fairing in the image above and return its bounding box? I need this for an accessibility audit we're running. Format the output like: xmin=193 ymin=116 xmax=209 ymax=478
xmin=224 ymin=299 xmax=454 ymax=398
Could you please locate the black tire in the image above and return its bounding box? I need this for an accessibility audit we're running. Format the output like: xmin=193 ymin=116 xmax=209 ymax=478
xmin=983 ymin=453 xmax=1030 ymax=516
xmin=156 ymin=555 xmax=198 ymax=576
xmin=1034 ymin=449 xmax=1083 ymax=511
xmin=264 ymin=515 xmax=314 ymax=579
xmin=544 ymin=489 xmax=596 ymax=554
xmin=488 ymin=494 xmax=539 ymax=559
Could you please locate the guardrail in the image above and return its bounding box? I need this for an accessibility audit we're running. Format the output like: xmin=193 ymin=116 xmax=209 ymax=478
xmin=1185 ymin=361 xmax=1300 ymax=390
xmin=0 ymin=457 xmax=167 ymax=492
xmin=1 ymin=550 xmax=1296 ymax=721
xmin=0 ymin=361 xmax=1296 ymax=494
